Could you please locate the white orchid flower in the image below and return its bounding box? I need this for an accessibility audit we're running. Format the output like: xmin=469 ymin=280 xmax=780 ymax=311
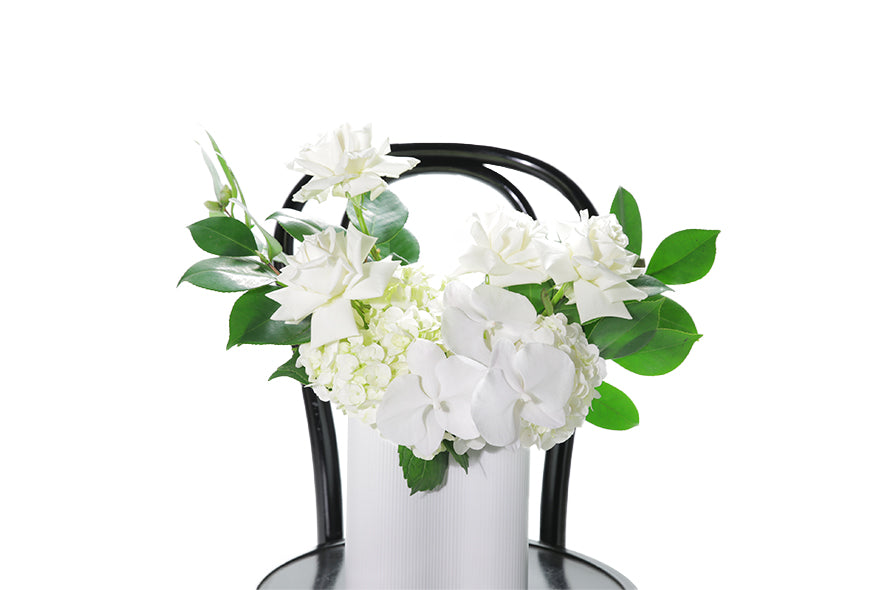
xmin=289 ymin=123 xmax=419 ymax=203
xmin=471 ymin=339 xmax=575 ymax=447
xmin=455 ymin=208 xmax=560 ymax=287
xmin=440 ymin=281 xmax=538 ymax=365
xmin=546 ymin=212 xmax=647 ymax=323
xmin=266 ymin=227 xmax=398 ymax=347
xmin=376 ymin=339 xmax=485 ymax=460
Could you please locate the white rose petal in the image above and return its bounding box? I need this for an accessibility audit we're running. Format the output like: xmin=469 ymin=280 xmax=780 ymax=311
xmin=549 ymin=212 xmax=648 ymax=323
xmin=289 ymin=124 xmax=419 ymax=203
xmin=267 ymin=227 xmax=399 ymax=347
xmin=455 ymin=208 xmax=561 ymax=287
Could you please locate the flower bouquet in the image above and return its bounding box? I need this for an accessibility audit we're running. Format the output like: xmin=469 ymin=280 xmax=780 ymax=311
xmin=180 ymin=124 xmax=718 ymax=588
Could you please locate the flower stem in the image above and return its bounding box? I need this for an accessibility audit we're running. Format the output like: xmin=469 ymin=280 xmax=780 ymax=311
xmin=551 ymin=284 xmax=570 ymax=305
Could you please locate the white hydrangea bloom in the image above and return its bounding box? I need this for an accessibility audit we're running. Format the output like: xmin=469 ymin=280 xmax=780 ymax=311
xmin=296 ymin=266 xmax=443 ymax=426
xmin=289 ymin=123 xmax=419 ymax=203
xmin=455 ymin=208 xmax=561 ymax=287
xmin=518 ymin=313 xmax=607 ymax=450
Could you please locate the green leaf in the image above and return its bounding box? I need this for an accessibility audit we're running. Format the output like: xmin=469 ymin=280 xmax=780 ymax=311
xmin=505 ymin=282 xmax=551 ymax=314
xmin=557 ymin=302 xmax=580 ymax=324
xmin=375 ymin=228 xmax=420 ymax=265
xmin=614 ymin=296 xmax=701 ymax=375
xmin=268 ymin=209 xmax=330 ymax=241
xmin=398 ymin=446 xmax=449 ymax=494
xmin=187 ymin=217 xmax=258 ymax=256
xmin=442 ymin=440 xmax=469 ymax=473
xmin=586 ymin=299 xmax=662 ymax=358
xmin=628 ymin=275 xmax=671 ymax=297
xmin=206 ymin=131 xmax=241 ymax=200
xmin=269 ymin=349 xmax=310 ymax=384
xmin=657 ymin=297 xmax=697 ymax=333
xmin=610 ymin=187 xmax=642 ymax=255
xmin=581 ymin=318 xmax=599 ymax=340
xmin=647 ymin=229 xmax=720 ymax=285
xmin=585 ymin=382 xmax=639 ymax=430
xmin=347 ymin=190 xmax=408 ymax=244
xmin=200 ymin=146 xmax=225 ymax=199
xmin=178 ymin=257 xmax=277 ymax=292
xmin=614 ymin=329 xmax=702 ymax=375
xmin=227 ymin=285 xmax=311 ymax=349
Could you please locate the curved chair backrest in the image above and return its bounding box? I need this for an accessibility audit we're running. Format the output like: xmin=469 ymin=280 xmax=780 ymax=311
xmin=274 ymin=143 xmax=599 ymax=550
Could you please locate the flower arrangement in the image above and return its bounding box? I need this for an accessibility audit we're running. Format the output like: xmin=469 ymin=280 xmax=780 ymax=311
xmin=180 ymin=124 xmax=719 ymax=493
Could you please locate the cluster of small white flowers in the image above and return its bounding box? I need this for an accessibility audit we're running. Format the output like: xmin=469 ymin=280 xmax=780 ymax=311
xmin=520 ymin=313 xmax=607 ymax=450
xmin=297 ymin=266 xmax=443 ymax=425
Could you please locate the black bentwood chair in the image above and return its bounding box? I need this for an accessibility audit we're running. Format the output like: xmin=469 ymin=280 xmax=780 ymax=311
xmin=258 ymin=144 xmax=638 ymax=590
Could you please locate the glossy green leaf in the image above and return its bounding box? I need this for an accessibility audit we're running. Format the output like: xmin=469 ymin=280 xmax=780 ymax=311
xmin=269 ymin=349 xmax=310 ymax=384
xmin=227 ymin=285 xmax=311 ymax=349
xmin=647 ymin=229 xmax=720 ymax=285
xmin=628 ymin=275 xmax=671 ymax=297
xmin=442 ymin=440 xmax=469 ymax=473
xmin=610 ymin=187 xmax=642 ymax=255
xmin=347 ymin=190 xmax=408 ymax=244
xmin=556 ymin=302 xmax=580 ymax=325
xmin=614 ymin=329 xmax=702 ymax=375
xmin=268 ymin=209 xmax=330 ymax=241
xmin=586 ymin=299 xmax=662 ymax=358
xmin=581 ymin=318 xmax=599 ymax=340
xmin=614 ymin=296 xmax=701 ymax=375
xmin=376 ymin=228 xmax=420 ymax=265
xmin=585 ymin=382 xmax=639 ymax=430
xmin=657 ymin=297 xmax=697 ymax=333
xmin=187 ymin=217 xmax=258 ymax=256
xmin=505 ymin=282 xmax=551 ymax=314
xmin=398 ymin=446 xmax=448 ymax=494
xmin=178 ymin=257 xmax=277 ymax=292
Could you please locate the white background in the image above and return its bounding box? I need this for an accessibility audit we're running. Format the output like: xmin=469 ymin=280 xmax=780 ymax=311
xmin=2 ymin=2 xmax=879 ymax=589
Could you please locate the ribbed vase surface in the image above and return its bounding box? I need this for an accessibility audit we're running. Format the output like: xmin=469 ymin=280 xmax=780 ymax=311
xmin=346 ymin=417 xmax=529 ymax=589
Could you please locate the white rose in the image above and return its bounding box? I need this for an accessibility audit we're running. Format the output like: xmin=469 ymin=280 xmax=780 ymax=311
xmin=455 ymin=208 xmax=560 ymax=287
xmin=289 ymin=123 xmax=419 ymax=203
xmin=546 ymin=212 xmax=647 ymax=323
xmin=266 ymin=227 xmax=398 ymax=347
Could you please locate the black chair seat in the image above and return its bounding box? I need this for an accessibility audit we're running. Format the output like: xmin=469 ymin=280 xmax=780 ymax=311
xmin=258 ymin=541 xmax=636 ymax=589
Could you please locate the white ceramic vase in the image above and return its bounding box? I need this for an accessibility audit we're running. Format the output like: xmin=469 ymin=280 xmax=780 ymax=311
xmin=345 ymin=417 xmax=529 ymax=589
